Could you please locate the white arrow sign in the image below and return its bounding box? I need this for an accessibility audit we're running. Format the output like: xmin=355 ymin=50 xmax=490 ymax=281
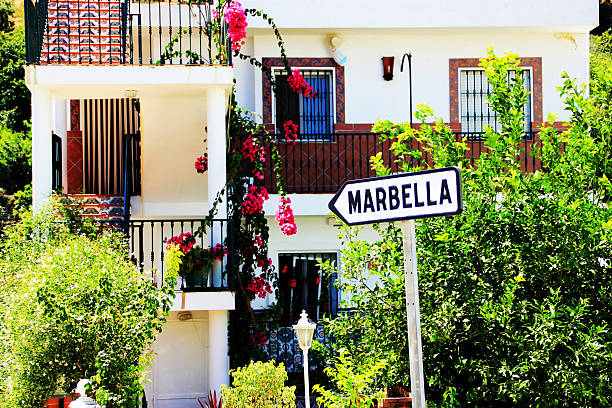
xmin=328 ymin=167 xmax=463 ymax=225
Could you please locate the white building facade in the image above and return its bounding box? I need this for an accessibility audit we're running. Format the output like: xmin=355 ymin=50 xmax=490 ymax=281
xmin=25 ymin=0 xmax=598 ymax=406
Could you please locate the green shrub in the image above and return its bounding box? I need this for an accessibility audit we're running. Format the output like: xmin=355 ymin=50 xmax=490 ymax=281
xmin=0 ymin=27 xmax=28 ymax=133
xmin=220 ymin=360 xmax=296 ymax=408
xmin=0 ymin=207 xmax=178 ymax=407
xmin=0 ymin=125 xmax=31 ymax=194
xmin=312 ymin=350 xmax=386 ymax=408
xmin=0 ymin=0 xmax=13 ymax=33
xmin=320 ymin=49 xmax=612 ymax=407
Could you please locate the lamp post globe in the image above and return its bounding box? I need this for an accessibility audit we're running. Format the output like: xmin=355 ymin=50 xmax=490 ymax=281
xmin=293 ymin=310 xmax=316 ymax=408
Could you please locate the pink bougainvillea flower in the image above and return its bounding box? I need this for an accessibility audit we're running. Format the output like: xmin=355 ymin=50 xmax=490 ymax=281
xmin=287 ymin=68 xmax=317 ymax=98
xmin=241 ymin=136 xmax=266 ymax=163
xmin=283 ymin=120 xmax=298 ymax=145
xmin=205 ymin=243 xmax=227 ymax=261
xmin=275 ymin=196 xmax=297 ymax=236
xmin=224 ymin=1 xmax=248 ymax=52
xmin=249 ymin=330 xmax=268 ymax=346
xmin=194 ymin=154 xmax=208 ymax=174
xmin=166 ymin=232 xmax=196 ymax=254
xmin=246 ymin=276 xmax=273 ymax=299
xmin=315 ymin=277 xmax=321 ymax=285
xmin=255 ymin=254 xmax=272 ymax=270
xmin=241 ymin=185 xmax=269 ymax=215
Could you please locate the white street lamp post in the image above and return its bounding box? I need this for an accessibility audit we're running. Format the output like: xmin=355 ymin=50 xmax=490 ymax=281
xmin=293 ymin=310 xmax=316 ymax=408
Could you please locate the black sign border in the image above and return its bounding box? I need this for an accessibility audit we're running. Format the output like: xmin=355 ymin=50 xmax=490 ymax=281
xmin=328 ymin=166 xmax=463 ymax=226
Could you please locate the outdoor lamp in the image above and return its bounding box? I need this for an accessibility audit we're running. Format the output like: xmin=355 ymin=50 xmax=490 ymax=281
xmin=293 ymin=310 xmax=316 ymax=407
xmin=382 ymin=56 xmax=395 ymax=81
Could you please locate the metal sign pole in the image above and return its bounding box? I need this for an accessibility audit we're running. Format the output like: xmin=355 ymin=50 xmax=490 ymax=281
xmin=400 ymin=219 xmax=426 ymax=408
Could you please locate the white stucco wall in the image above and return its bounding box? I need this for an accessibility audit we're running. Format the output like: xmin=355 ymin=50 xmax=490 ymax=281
xmin=251 ymin=214 xmax=381 ymax=309
xmin=139 ymin=95 xmax=209 ymax=217
xmin=146 ymin=311 xmax=209 ymax=408
xmin=235 ymin=29 xmax=590 ymax=126
xmin=245 ymin=0 xmax=598 ymax=30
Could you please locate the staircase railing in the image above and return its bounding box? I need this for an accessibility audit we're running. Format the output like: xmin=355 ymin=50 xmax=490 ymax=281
xmin=122 ymin=132 xmax=140 ymax=233
xmin=24 ymin=0 xmax=49 ymax=63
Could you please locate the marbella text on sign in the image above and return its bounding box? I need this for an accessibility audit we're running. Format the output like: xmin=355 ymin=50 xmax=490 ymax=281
xmin=328 ymin=167 xmax=463 ymax=225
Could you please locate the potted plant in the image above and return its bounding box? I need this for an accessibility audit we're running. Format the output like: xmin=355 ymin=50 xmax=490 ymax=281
xmin=287 ymin=266 xmax=297 ymax=288
xmin=378 ymin=385 xmax=412 ymax=408
xmin=319 ymin=290 xmax=329 ymax=313
xmin=181 ymin=246 xmax=214 ymax=289
xmin=167 ymin=233 xmax=226 ymax=290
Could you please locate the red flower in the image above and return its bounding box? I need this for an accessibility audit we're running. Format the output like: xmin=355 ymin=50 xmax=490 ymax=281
xmin=283 ymin=120 xmax=299 ymax=145
xmin=249 ymin=330 xmax=267 ymax=346
xmin=315 ymin=277 xmax=321 ymax=285
xmin=281 ymin=265 xmax=288 ymax=274
xmin=224 ymin=1 xmax=248 ymax=52
xmin=194 ymin=155 xmax=208 ymax=174
xmin=287 ymin=69 xmax=317 ymax=98
xmin=275 ymin=196 xmax=297 ymax=236
xmin=256 ymin=254 xmax=272 ymax=271
xmin=166 ymin=232 xmax=196 ymax=254
xmin=205 ymin=243 xmax=227 ymax=261
xmin=246 ymin=276 xmax=273 ymax=299
xmin=241 ymin=136 xmax=266 ymax=163
xmin=241 ymin=186 xmax=269 ymax=215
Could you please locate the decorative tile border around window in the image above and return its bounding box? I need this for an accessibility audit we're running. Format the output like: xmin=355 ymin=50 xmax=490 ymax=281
xmin=262 ymin=57 xmax=345 ymax=127
xmin=449 ymin=57 xmax=543 ymax=128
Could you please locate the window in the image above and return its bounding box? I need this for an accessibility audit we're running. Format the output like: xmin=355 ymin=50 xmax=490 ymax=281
xmin=277 ymin=252 xmax=338 ymax=324
xmin=274 ymin=69 xmax=334 ymax=138
xmin=459 ymin=69 xmax=532 ymax=139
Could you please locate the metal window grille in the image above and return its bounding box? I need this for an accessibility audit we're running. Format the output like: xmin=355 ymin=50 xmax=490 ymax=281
xmin=459 ymin=69 xmax=532 ymax=139
xmin=277 ymin=252 xmax=339 ymax=324
xmin=274 ymin=69 xmax=334 ymax=139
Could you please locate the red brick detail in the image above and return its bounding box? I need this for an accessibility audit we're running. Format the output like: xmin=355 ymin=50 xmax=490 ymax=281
xmin=353 ymin=123 xmax=375 ymax=131
xmin=449 ymin=57 xmax=543 ymax=129
xmin=70 ymin=100 xmax=80 ymax=131
xmin=448 ymin=122 xmax=462 ymax=131
xmin=334 ymin=123 xmax=353 ymax=132
xmin=66 ymin=130 xmax=83 ymax=193
xmin=532 ymin=120 xmax=567 ymax=130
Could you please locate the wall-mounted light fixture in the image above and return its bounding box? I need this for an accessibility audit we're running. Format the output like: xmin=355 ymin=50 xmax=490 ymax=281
xmin=328 ymin=34 xmax=347 ymax=66
xmin=382 ymin=56 xmax=394 ymax=81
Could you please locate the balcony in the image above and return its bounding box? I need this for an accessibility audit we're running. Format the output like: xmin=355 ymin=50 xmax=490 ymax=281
xmin=25 ymin=0 xmax=230 ymax=65
xmin=102 ymin=217 xmax=236 ymax=292
xmin=262 ymin=131 xmax=543 ymax=194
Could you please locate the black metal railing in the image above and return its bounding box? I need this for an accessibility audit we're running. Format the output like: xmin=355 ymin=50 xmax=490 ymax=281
xmin=52 ymin=133 xmax=62 ymax=191
xmin=122 ymin=132 xmax=141 ymax=226
xmin=25 ymin=0 xmax=232 ymax=65
xmin=253 ymin=319 xmax=333 ymax=374
xmin=263 ymin=131 xmax=543 ymax=194
xmin=250 ymin=308 xmax=359 ymax=375
xmin=103 ymin=218 xmax=235 ymax=291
